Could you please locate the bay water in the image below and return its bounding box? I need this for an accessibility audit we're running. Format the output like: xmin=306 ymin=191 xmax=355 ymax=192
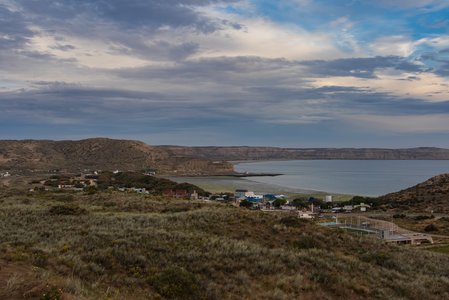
xmin=234 ymin=160 xmax=449 ymax=196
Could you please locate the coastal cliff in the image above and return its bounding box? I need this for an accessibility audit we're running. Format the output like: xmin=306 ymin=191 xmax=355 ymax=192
xmin=1 ymin=138 xmax=449 ymax=175
xmin=0 ymin=138 xmax=233 ymax=175
xmin=158 ymin=146 xmax=449 ymax=160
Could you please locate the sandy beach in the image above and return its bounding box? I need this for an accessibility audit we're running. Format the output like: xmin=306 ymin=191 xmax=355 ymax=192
xmin=166 ymin=175 xmax=340 ymax=197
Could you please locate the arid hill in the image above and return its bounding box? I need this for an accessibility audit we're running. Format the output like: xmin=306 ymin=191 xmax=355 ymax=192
xmin=2 ymin=138 xmax=449 ymax=175
xmin=158 ymin=145 xmax=449 ymax=160
xmin=1 ymin=189 xmax=449 ymax=299
xmin=0 ymin=138 xmax=233 ymax=175
xmin=380 ymin=174 xmax=449 ymax=213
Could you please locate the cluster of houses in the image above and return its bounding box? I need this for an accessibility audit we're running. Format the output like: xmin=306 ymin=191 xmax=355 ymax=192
xmin=29 ymin=169 xmax=371 ymax=218
xmin=0 ymin=171 xmax=11 ymax=177
xmin=29 ymin=172 xmax=100 ymax=192
xmin=331 ymin=203 xmax=372 ymax=213
xmin=230 ymin=189 xmax=320 ymax=219
xmin=231 ymin=189 xmax=371 ymax=217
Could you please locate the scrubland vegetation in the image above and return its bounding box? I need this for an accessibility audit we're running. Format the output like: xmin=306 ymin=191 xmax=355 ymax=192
xmin=376 ymin=213 xmax=449 ymax=236
xmin=0 ymin=189 xmax=449 ymax=299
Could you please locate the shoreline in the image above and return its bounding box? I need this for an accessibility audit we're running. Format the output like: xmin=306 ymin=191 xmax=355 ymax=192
xmin=217 ymin=172 xmax=282 ymax=177
xmin=166 ymin=175 xmax=354 ymax=201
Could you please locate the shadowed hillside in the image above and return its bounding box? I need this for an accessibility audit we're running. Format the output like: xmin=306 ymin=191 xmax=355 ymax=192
xmin=158 ymin=145 xmax=449 ymax=160
xmin=380 ymin=174 xmax=449 ymax=213
xmin=2 ymin=138 xmax=449 ymax=176
xmin=0 ymin=138 xmax=233 ymax=175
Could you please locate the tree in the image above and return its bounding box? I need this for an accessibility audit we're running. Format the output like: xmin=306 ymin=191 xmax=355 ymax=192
xmin=239 ymin=199 xmax=253 ymax=208
xmin=291 ymin=198 xmax=308 ymax=208
xmin=273 ymin=198 xmax=287 ymax=208
xmin=85 ymin=186 xmax=98 ymax=195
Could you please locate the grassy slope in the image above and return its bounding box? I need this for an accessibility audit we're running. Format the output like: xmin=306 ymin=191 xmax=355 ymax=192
xmin=0 ymin=190 xmax=449 ymax=299
xmin=379 ymin=174 xmax=449 ymax=213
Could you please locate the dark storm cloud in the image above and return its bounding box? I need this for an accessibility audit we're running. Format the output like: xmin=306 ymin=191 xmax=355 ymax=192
xmin=433 ymin=48 xmax=449 ymax=76
xmin=3 ymin=0 xmax=242 ymax=65
xmin=0 ymin=83 xmax=200 ymax=126
xmin=115 ymin=56 xmax=297 ymax=82
xmin=108 ymin=55 xmax=449 ymax=123
xmin=416 ymin=48 xmax=449 ymax=77
xmin=13 ymin=83 xmax=166 ymax=104
xmin=0 ymin=5 xmax=34 ymax=50
xmin=435 ymin=62 xmax=449 ymax=76
xmin=15 ymin=0 xmax=241 ymax=33
xmin=116 ymin=55 xmax=428 ymax=84
xmin=2 ymin=51 xmax=445 ymax=128
xmin=2 ymin=73 xmax=449 ymax=134
xmin=239 ymin=82 xmax=449 ymax=119
xmin=301 ymin=56 xmax=424 ymax=78
xmin=108 ymin=40 xmax=200 ymax=61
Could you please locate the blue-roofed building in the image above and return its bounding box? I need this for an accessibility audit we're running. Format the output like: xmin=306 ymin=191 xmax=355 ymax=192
xmin=246 ymin=195 xmax=263 ymax=202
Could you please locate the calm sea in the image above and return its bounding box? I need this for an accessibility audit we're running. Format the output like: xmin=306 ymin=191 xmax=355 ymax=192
xmin=234 ymin=160 xmax=449 ymax=196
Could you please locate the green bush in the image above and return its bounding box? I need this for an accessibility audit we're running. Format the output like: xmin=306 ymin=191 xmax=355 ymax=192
xmin=278 ymin=216 xmax=306 ymax=228
xmin=31 ymin=250 xmax=49 ymax=268
xmin=309 ymin=271 xmax=337 ymax=286
xmin=40 ymin=285 xmax=63 ymax=300
xmin=293 ymin=235 xmax=322 ymax=249
xmin=291 ymin=198 xmax=308 ymax=208
xmin=361 ymin=251 xmax=397 ymax=269
xmin=393 ymin=214 xmax=406 ymax=219
xmin=48 ymin=205 xmax=88 ymax=216
xmin=85 ymin=186 xmax=98 ymax=195
xmin=414 ymin=215 xmax=434 ymax=221
xmin=53 ymin=194 xmax=74 ymax=202
xmin=152 ymin=267 xmax=203 ymax=299
xmin=273 ymin=198 xmax=287 ymax=208
xmin=424 ymin=224 xmax=438 ymax=232
xmin=239 ymin=199 xmax=252 ymax=208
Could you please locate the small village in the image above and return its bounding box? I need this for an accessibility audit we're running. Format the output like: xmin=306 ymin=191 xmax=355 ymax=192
xmin=26 ymin=169 xmax=372 ymax=215
xmin=20 ymin=169 xmax=436 ymax=246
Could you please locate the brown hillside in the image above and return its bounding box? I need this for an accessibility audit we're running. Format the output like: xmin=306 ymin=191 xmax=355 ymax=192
xmin=2 ymin=138 xmax=449 ymax=175
xmin=380 ymin=174 xmax=449 ymax=213
xmin=158 ymin=146 xmax=449 ymax=160
xmin=0 ymin=138 xmax=233 ymax=175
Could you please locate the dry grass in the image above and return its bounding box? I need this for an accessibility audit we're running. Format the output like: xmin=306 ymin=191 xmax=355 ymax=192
xmin=0 ymin=189 xmax=449 ymax=299
xmin=370 ymin=213 xmax=449 ymax=237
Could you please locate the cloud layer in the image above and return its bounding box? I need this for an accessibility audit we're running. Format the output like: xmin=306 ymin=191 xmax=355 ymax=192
xmin=1 ymin=0 xmax=449 ymax=146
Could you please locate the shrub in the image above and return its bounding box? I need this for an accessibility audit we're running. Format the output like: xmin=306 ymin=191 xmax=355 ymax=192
xmin=424 ymin=224 xmax=438 ymax=232
xmin=362 ymin=251 xmax=397 ymax=269
xmin=85 ymin=186 xmax=98 ymax=195
xmin=393 ymin=214 xmax=406 ymax=219
xmin=309 ymin=271 xmax=337 ymax=286
xmin=273 ymin=198 xmax=287 ymax=208
xmin=278 ymin=216 xmax=307 ymax=228
xmin=40 ymin=285 xmax=63 ymax=300
xmin=151 ymin=267 xmax=203 ymax=300
xmin=31 ymin=250 xmax=49 ymax=268
xmin=291 ymin=198 xmax=308 ymax=208
xmin=54 ymin=194 xmax=74 ymax=202
xmin=239 ymin=200 xmax=252 ymax=208
xmin=293 ymin=235 xmax=322 ymax=249
xmin=414 ymin=215 xmax=434 ymax=221
xmin=48 ymin=205 xmax=88 ymax=216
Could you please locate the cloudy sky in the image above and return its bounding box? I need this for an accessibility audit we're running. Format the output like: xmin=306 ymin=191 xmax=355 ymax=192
xmin=1 ymin=0 xmax=449 ymax=147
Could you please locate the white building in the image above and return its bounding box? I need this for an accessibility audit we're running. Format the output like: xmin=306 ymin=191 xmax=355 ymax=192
xmin=235 ymin=189 xmax=256 ymax=199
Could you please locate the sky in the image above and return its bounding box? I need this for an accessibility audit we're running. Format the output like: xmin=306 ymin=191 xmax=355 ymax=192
xmin=1 ymin=0 xmax=449 ymax=147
